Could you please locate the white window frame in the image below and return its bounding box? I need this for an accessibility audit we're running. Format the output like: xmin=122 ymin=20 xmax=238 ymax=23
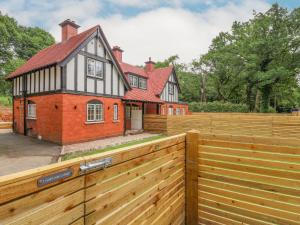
xmin=129 ymin=74 xmax=138 ymax=87
xmin=139 ymin=78 xmax=147 ymax=89
xmin=27 ymin=103 xmax=36 ymax=119
xmin=87 ymin=58 xmax=104 ymax=79
xmin=113 ymin=104 xmax=118 ymax=121
xmin=87 ymin=103 xmax=103 ymax=122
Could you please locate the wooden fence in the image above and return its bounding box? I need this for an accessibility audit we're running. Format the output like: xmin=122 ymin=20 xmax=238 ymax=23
xmin=0 ymin=134 xmax=185 ymax=225
xmin=186 ymin=130 xmax=300 ymax=225
xmin=1 ymin=131 xmax=299 ymax=225
xmin=144 ymin=114 xmax=300 ymax=139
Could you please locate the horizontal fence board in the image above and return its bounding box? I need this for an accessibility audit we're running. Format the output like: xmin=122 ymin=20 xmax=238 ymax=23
xmin=0 ymin=134 xmax=186 ymax=225
xmin=196 ymin=132 xmax=300 ymax=225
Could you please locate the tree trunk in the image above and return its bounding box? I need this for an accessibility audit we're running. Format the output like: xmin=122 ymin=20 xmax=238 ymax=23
xmin=254 ymin=90 xmax=261 ymax=112
xmin=261 ymin=85 xmax=272 ymax=113
xmin=246 ymin=85 xmax=254 ymax=112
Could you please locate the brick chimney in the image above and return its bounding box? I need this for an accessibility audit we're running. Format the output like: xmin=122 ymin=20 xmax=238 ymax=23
xmin=145 ymin=57 xmax=155 ymax=72
xmin=59 ymin=19 xmax=80 ymax=42
xmin=112 ymin=46 xmax=123 ymax=62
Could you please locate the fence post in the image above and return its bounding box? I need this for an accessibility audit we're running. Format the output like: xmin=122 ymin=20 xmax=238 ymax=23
xmin=186 ymin=130 xmax=200 ymax=225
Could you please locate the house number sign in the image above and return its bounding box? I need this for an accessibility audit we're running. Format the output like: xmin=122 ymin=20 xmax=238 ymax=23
xmin=37 ymin=168 xmax=73 ymax=187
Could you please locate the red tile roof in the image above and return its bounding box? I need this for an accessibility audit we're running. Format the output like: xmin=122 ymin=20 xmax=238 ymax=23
xmin=119 ymin=62 xmax=148 ymax=78
xmin=7 ymin=26 xmax=98 ymax=79
xmin=120 ymin=62 xmax=174 ymax=103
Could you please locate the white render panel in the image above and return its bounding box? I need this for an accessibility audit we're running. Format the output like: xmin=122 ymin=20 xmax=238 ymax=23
xmin=96 ymin=80 xmax=104 ymax=94
xmin=20 ymin=76 xmax=23 ymax=93
xmin=77 ymin=54 xmax=85 ymax=91
xmin=96 ymin=38 xmax=105 ymax=57
xmin=40 ymin=70 xmax=44 ymax=92
xmin=44 ymin=69 xmax=49 ymax=92
xmin=31 ymin=73 xmax=34 ymax=93
xmin=35 ymin=72 xmax=39 ymax=92
xmin=66 ymin=58 xmax=75 ymax=90
xmin=50 ymin=67 xmax=55 ymax=90
xmin=112 ymin=67 xmax=118 ymax=95
xmin=119 ymin=78 xmax=124 ymax=96
xmin=105 ymin=63 xmax=111 ymax=94
xmin=16 ymin=77 xmax=19 ymax=96
xmin=13 ymin=79 xmax=16 ymax=96
xmin=87 ymin=38 xmax=95 ymax=55
xmin=56 ymin=65 xmax=61 ymax=90
xmin=27 ymin=75 xmax=30 ymax=93
xmin=87 ymin=78 xmax=95 ymax=93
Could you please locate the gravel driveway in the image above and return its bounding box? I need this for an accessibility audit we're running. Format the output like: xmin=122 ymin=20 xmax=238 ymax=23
xmin=0 ymin=130 xmax=61 ymax=176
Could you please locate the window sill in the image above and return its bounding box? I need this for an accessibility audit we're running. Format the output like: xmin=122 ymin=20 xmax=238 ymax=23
xmin=113 ymin=120 xmax=120 ymax=123
xmin=87 ymin=75 xmax=104 ymax=80
xmin=85 ymin=121 xmax=104 ymax=125
xmin=26 ymin=117 xmax=36 ymax=120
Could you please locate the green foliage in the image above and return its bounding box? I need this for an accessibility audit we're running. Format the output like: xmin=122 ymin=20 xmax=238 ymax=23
xmin=195 ymin=4 xmax=300 ymax=112
xmin=189 ymin=101 xmax=248 ymax=113
xmin=0 ymin=95 xmax=12 ymax=106
xmin=0 ymin=12 xmax=55 ymax=95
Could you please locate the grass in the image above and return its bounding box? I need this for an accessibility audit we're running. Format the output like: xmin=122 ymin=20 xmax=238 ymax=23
xmin=0 ymin=96 xmax=12 ymax=107
xmin=61 ymin=134 xmax=166 ymax=161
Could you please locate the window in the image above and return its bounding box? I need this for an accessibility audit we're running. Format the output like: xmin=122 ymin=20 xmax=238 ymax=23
xmin=87 ymin=100 xmax=103 ymax=122
xmin=87 ymin=58 xmax=104 ymax=78
xmin=182 ymin=108 xmax=186 ymax=115
xmin=129 ymin=74 xmax=138 ymax=87
xmin=168 ymin=83 xmax=174 ymax=95
xmin=113 ymin=104 xmax=118 ymax=121
xmin=176 ymin=108 xmax=180 ymax=115
xmin=168 ymin=107 xmax=173 ymax=115
xmin=139 ymin=78 xmax=147 ymax=89
xmin=27 ymin=103 xmax=36 ymax=119
xmin=87 ymin=58 xmax=95 ymax=76
xmin=95 ymin=61 xmax=104 ymax=78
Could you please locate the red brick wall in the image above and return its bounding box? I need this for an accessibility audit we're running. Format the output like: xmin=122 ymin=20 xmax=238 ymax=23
xmin=61 ymin=94 xmax=125 ymax=145
xmin=13 ymin=95 xmax=63 ymax=143
xmin=160 ymin=103 xmax=189 ymax=115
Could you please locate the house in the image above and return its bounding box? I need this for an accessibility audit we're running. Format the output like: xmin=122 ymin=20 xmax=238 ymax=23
xmin=7 ymin=20 xmax=188 ymax=145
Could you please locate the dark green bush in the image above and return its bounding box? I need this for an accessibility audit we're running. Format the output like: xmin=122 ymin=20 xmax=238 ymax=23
xmin=189 ymin=101 xmax=249 ymax=113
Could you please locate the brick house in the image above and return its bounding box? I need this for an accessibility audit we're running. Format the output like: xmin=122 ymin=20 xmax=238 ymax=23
xmin=7 ymin=20 xmax=188 ymax=145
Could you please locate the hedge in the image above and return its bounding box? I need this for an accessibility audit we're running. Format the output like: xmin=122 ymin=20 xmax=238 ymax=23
xmin=189 ymin=101 xmax=249 ymax=113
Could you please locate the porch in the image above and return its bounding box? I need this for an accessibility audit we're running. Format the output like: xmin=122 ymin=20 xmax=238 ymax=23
xmin=124 ymin=100 xmax=162 ymax=133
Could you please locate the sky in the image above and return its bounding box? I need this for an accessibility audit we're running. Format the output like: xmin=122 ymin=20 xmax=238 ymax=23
xmin=0 ymin=0 xmax=299 ymax=65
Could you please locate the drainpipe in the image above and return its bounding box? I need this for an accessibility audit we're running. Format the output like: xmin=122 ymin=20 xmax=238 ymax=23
xmin=23 ymin=76 xmax=27 ymax=136
xmin=123 ymin=101 xmax=127 ymax=136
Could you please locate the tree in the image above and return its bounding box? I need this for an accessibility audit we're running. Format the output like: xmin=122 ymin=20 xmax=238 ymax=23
xmin=195 ymin=4 xmax=300 ymax=112
xmin=0 ymin=12 xmax=55 ymax=95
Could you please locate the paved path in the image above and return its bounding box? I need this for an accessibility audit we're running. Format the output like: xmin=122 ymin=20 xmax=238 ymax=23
xmin=0 ymin=130 xmax=61 ymax=176
xmin=61 ymin=133 xmax=160 ymax=155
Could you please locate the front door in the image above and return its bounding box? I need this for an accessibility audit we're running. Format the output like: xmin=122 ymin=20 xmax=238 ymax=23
xmin=131 ymin=109 xmax=142 ymax=130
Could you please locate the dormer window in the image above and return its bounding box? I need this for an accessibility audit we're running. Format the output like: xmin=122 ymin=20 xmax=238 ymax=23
xmin=128 ymin=74 xmax=147 ymax=89
xmin=87 ymin=58 xmax=104 ymax=79
xmin=139 ymin=78 xmax=147 ymax=89
xmin=129 ymin=74 xmax=138 ymax=87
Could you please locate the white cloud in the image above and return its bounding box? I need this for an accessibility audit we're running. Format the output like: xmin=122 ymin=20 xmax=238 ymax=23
xmin=0 ymin=0 xmax=270 ymax=65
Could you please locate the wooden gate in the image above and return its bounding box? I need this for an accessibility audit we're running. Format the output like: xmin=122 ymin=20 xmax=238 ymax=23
xmin=131 ymin=109 xmax=143 ymax=130
xmin=0 ymin=134 xmax=185 ymax=225
xmin=186 ymin=131 xmax=300 ymax=225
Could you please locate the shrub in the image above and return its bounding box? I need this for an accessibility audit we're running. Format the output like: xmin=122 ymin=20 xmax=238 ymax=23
xmin=189 ymin=101 xmax=249 ymax=113
xmin=0 ymin=96 xmax=12 ymax=107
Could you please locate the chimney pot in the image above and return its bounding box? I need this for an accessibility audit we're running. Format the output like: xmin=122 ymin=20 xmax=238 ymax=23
xmin=59 ymin=19 xmax=80 ymax=42
xmin=145 ymin=57 xmax=155 ymax=72
xmin=112 ymin=46 xmax=124 ymax=62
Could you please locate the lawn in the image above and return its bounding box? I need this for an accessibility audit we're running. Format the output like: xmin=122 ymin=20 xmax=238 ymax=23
xmin=61 ymin=134 xmax=166 ymax=161
xmin=0 ymin=96 xmax=12 ymax=107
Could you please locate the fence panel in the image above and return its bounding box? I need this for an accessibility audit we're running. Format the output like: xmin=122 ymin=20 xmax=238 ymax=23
xmin=185 ymin=131 xmax=300 ymax=225
xmin=0 ymin=134 xmax=186 ymax=225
